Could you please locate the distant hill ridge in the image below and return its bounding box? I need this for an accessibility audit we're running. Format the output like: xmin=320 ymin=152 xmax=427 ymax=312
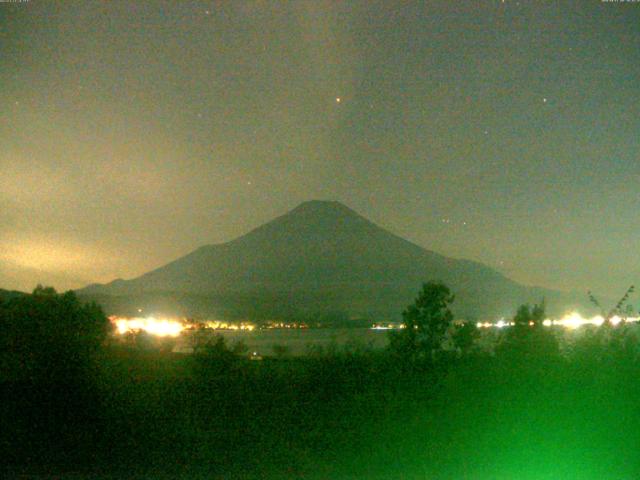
xmin=0 ymin=289 xmax=27 ymax=302
xmin=78 ymin=200 xmax=589 ymax=320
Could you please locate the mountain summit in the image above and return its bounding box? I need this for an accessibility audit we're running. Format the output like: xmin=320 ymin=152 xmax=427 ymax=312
xmin=78 ymin=201 xmax=581 ymax=319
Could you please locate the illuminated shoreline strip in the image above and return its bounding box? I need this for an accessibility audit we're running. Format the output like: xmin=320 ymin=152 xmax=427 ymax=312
xmin=372 ymin=313 xmax=640 ymax=331
xmin=476 ymin=312 xmax=640 ymax=330
xmin=110 ymin=312 xmax=640 ymax=338
xmin=110 ymin=316 xmax=257 ymax=337
xmin=204 ymin=321 xmax=255 ymax=331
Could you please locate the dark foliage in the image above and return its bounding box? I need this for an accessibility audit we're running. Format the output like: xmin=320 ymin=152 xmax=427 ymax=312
xmin=388 ymin=281 xmax=454 ymax=362
xmin=589 ymin=285 xmax=635 ymax=324
xmin=0 ymin=286 xmax=111 ymax=467
xmin=452 ymin=320 xmax=480 ymax=354
xmin=3 ymin=283 xmax=640 ymax=478
xmin=0 ymin=285 xmax=110 ymax=381
xmin=498 ymin=300 xmax=559 ymax=359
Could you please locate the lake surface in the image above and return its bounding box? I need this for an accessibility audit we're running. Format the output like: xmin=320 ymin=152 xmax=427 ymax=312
xmin=176 ymin=327 xmax=392 ymax=356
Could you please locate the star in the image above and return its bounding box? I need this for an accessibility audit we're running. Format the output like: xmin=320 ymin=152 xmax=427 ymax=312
xmin=543 ymin=97 xmax=548 ymax=103
xmin=204 ymin=10 xmax=211 ymax=15
xmin=336 ymin=97 xmax=341 ymax=103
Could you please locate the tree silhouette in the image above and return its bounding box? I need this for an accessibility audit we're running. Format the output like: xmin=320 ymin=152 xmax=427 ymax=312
xmin=531 ymin=299 xmax=546 ymax=325
xmin=452 ymin=320 xmax=479 ymax=355
xmin=512 ymin=299 xmax=546 ymax=328
xmin=499 ymin=300 xmax=558 ymax=359
xmin=389 ymin=281 xmax=454 ymax=362
xmin=1 ymin=285 xmax=110 ymax=381
xmin=0 ymin=286 xmax=111 ymax=464
xmin=589 ymin=285 xmax=635 ymax=325
xmin=513 ymin=304 xmax=532 ymax=326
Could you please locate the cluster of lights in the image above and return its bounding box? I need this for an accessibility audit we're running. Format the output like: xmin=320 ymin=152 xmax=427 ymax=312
xmin=111 ymin=316 xmax=186 ymax=337
xmin=476 ymin=320 xmax=514 ymax=329
xmin=370 ymin=313 xmax=640 ymax=332
xmin=110 ymin=316 xmax=257 ymax=337
xmin=371 ymin=323 xmax=405 ymax=330
xmin=204 ymin=321 xmax=255 ymax=331
xmin=111 ymin=315 xmax=330 ymax=337
xmin=476 ymin=312 xmax=640 ymax=330
xmin=263 ymin=322 xmax=308 ymax=329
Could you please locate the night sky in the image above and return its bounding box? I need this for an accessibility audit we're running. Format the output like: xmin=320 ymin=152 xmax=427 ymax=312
xmin=1 ymin=0 xmax=639 ymax=298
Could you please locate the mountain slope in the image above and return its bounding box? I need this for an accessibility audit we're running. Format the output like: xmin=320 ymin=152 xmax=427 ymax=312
xmin=78 ymin=201 xmax=586 ymax=320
